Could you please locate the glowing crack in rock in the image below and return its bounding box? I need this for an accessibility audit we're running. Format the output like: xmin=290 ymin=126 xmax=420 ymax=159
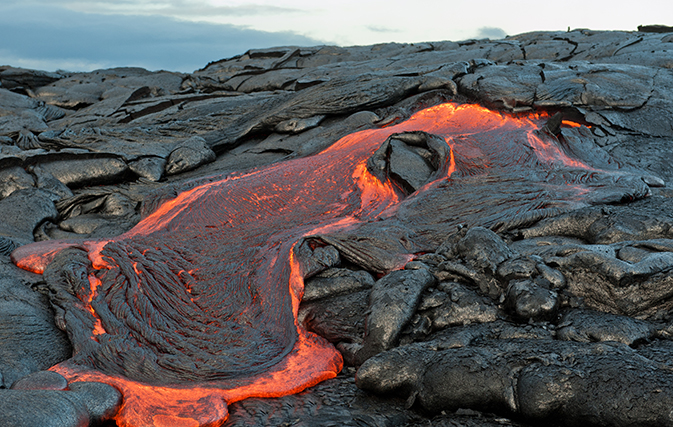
xmin=11 ymin=103 xmax=654 ymax=427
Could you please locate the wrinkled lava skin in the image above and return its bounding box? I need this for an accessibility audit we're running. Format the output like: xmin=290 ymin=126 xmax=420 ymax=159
xmin=11 ymin=103 xmax=653 ymax=427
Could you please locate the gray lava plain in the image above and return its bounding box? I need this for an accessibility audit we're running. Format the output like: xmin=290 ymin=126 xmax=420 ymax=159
xmin=1 ymin=27 xmax=673 ymax=427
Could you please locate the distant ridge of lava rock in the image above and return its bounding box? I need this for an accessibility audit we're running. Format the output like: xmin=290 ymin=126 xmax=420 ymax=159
xmin=638 ymin=24 xmax=673 ymax=33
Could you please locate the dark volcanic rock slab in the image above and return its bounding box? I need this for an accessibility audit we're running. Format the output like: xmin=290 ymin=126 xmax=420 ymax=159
xmin=35 ymin=155 xmax=130 ymax=188
xmin=0 ymin=165 xmax=35 ymax=199
xmin=0 ymin=260 xmax=71 ymax=389
xmin=0 ymin=380 xmax=122 ymax=427
xmin=0 ymin=66 xmax=64 ymax=91
xmin=357 ymin=338 xmax=673 ymax=427
xmin=556 ymin=309 xmax=656 ymax=345
xmin=224 ymin=369 xmax=415 ymax=427
xmin=355 ymin=268 xmax=436 ymax=362
xmin=10 ymin=370 xmax=69 ymax=391
xmin=0 ymin=188 xmax=58 ymax=244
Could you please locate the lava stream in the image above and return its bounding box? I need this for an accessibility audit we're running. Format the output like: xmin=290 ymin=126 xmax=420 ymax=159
xmin=11 ymin=103 xmax=615 ymax=427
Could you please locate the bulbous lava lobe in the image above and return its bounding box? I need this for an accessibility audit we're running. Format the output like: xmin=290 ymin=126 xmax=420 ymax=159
xmin=11 ymin=103 xmax=655 ymax=427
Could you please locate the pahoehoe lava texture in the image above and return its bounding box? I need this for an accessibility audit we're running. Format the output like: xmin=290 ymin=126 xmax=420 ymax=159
xmin=9 ymin=102 xmax=658 ymax=425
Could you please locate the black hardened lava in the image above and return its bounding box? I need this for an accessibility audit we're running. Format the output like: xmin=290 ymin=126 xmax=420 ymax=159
xmin=11 ymin=103 xmax=659 ymax=426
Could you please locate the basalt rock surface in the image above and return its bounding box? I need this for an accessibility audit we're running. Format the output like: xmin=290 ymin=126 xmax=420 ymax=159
xmin=0 ymin=28 xmax=672 ymax=427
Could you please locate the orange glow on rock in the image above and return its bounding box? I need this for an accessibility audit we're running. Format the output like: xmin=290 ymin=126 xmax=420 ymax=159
xmin=10 ymin=240 xmax=81 ymax=274
xmin=561 ymin=119 xmax=583 ymax=128
xmin=446 ymin=144 xmax=457 ymax=177
xmin=526 ymin=132 xmax=594 ymax=170
xmin=53 ymin=326 xmax=341 ymax=427
xmin=11 ymin=103 xmax=618 ymax=426
xmin=353 ymin=160 xmax=401 ymax=214
xmin=86 ymin=275 xmax=107 ymax=337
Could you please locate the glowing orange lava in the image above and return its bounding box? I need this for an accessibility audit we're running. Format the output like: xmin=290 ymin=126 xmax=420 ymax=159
xmin=11 ymin=103 xmax=608 ymax=427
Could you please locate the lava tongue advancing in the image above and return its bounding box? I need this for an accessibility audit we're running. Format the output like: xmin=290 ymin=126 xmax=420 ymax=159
xmin=11 ymin=103 xmax=656 ymax=427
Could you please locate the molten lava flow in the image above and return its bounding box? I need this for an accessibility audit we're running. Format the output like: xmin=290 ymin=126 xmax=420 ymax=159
xmin=11 ymin=103 xmax=647 ymax=427
xmin=526 ymin=132 xmax=594 ymax=170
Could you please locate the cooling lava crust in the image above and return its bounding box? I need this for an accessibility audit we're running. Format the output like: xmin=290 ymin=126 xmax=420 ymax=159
xmin=11 ymin=103 xmax=656 ymax=427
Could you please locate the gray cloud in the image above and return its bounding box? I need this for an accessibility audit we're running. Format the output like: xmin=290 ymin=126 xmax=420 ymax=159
xmin=0 ymin=3 xmax=321 ymax=72
xmin=366 ymin=25 xmax=402 ymax=34
xmin=60 ymin=0 xmax=306 ymax=18
xmin=476 ymin=26 xmax=507 ymax=39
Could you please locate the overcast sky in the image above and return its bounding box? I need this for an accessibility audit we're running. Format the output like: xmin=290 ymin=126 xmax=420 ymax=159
xmin=1 ymin=0 xmax=669 ymax=73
